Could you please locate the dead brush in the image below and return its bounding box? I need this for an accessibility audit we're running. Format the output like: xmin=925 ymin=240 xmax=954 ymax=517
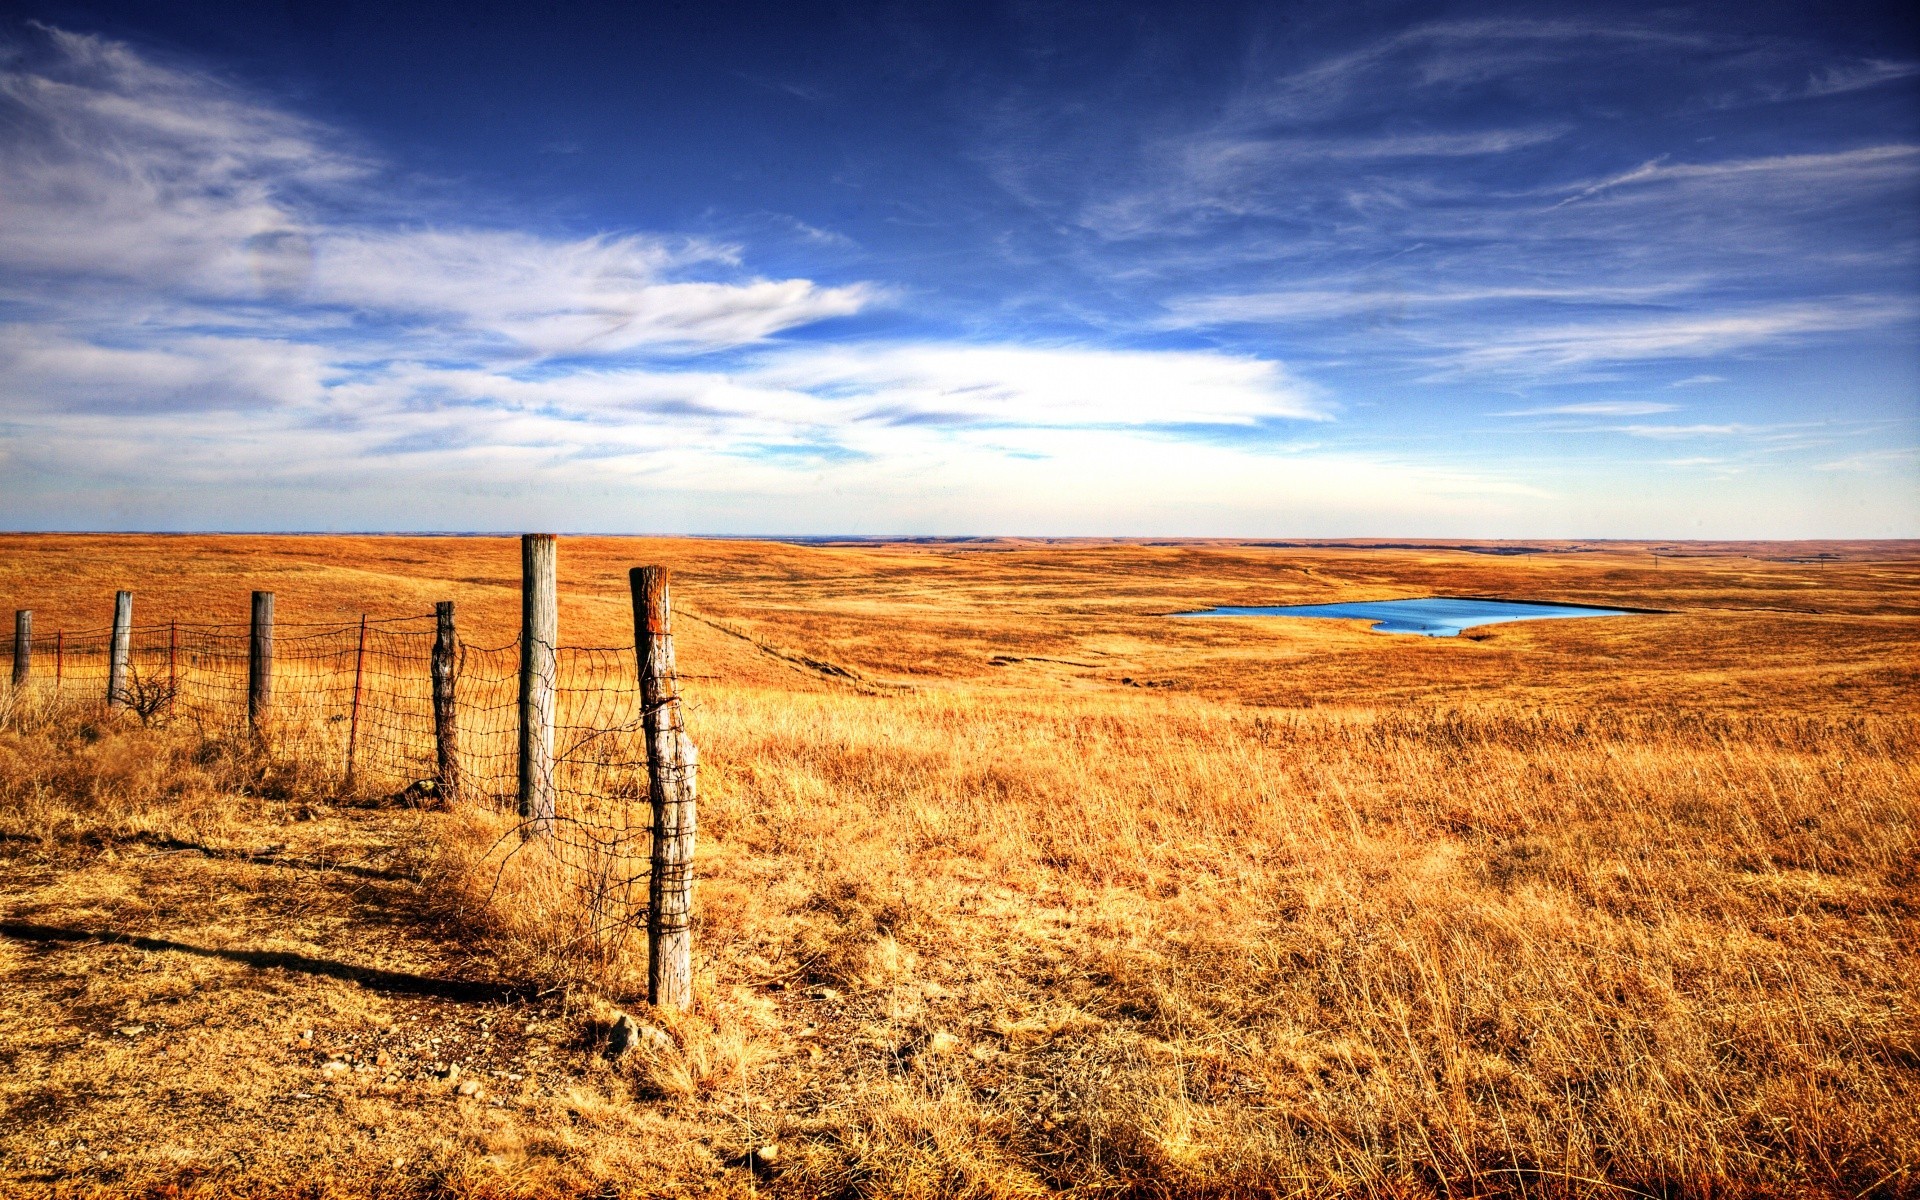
xmin=434 ymin=804 xmax=651 ymax=996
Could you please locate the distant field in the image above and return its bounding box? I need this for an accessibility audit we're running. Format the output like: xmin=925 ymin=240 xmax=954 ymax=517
xmin=1 ymin=535 xmax=1916 ymax=1198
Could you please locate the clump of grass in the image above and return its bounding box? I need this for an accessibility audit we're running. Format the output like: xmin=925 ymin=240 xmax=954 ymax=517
xmin=433 ymin=802 xmax=652 ymax=996
xmin=0 ymin=696 xmax=330 ymax=848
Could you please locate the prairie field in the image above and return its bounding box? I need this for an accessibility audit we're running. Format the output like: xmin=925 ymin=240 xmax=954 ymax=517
xmin=0 ymin=534 xmax=1916 ymax=1199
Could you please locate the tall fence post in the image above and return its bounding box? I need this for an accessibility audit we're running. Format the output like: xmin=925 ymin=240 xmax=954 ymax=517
xmin=345 ymin=614 xmax=367 ymax=790
xmin=519 ymin=535 xmax=557 ymax=837
xmin=167 ymin=620 xmax=178 ymax=718
xmin=108 ymin=591 xmax=132 ymax=709
xmin=432 ymin=601 xmax=461 ymax=803
xmin=11 ymin=610 xmax=28 ymax=692
xmin=55 ymin=631 xmax=64 ymax=695
xmin=248 ymin=591 xmax=274 ymax=731
xmin=632 ymin=566 xmax=697 ymax=1011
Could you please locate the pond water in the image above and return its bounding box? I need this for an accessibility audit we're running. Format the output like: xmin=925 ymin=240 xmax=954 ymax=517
xmin=1173 ymin=597 xmax=1639 ymax=638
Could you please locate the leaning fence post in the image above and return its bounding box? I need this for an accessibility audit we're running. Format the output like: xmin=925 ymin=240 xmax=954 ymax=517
xmin=11 ymin=610 xmax=28 ymax=692
xmin=432 ymin=601 xmax=462 ymax=803
xmin=632 ymin=566 xmax=697 ymax=1010
xmin=248 ymin=591 xmax=274 ymax=731
xmin=519 ymin=535 xmax=557 ymax=837
xmin=345 ymin=614 xmax=367 ymax=790
xmin=108 ymin=591 xmax=132 ymax=709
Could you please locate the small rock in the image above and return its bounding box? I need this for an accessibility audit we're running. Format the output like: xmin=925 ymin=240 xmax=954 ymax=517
xmin=605 ymin=1012 xmax=672 ymax=1060
xmin=926 ymin=1030 xmax=959 ymax=1056
xmin=456 ymin=1078 xmax=482 ymax=1097
xmin=299 ymin=1030 xmax=313 ymax=1043
xmin=320 ymin=1061 xmax=349 ymax=1076
xmin=375 ymin=1049 xmax=392 ymax=1067
xmin=439 ymin=1064 xmax=460 ymax=1082
xmin=754 ymin=1143 xmax=780 ymax=1166
xmin=808 ymin=986 xmax=841 ymax=1002
xmin=115 ymin=1025 xmax=146 ymax=1037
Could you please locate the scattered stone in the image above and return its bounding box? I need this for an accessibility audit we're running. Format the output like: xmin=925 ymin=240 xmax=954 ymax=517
xmin=808 ymin=986 xmax=841 ymax=1002
xmin=605 ymin=1012 xmax=672 ymax=1060
xmin=439 ymin=1064 xmax=460 ymax=1082
xmin=320 ymin=1061 xmax=349 ymax=1076
xmin=926 ymin=1030 xmax=959 ymax=1056
xmin=754 ymin=1143 xmax=780 ymax=1166
xmin=115 ymin=1025 xmax=146 ymax=1037
xmin=375 ymin=1049 xmax=392 ymax=1067
xmin=456 ymin=1078 xmax=482 ymax=1097
xmin=299 ymin=1030 xmax=313 ymax=1043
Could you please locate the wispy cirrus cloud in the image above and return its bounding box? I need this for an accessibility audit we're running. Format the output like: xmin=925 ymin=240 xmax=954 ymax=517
xmin=1551 ymin=144 xmax=1920 ymax=208
xmin=1494 ymin=401 xmax=1678 ymax=417
xmin=0 ymin=26 xmax=874 ymax=356
xmin=2 ymin=25 xmax=1363 ymax=534
xmin=1436 ymin=301 xmax=1915 ymax=375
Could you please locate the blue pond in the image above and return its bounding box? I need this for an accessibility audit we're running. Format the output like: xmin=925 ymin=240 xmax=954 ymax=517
xmin=1174 ymin=597 xmax=1638 ymax=638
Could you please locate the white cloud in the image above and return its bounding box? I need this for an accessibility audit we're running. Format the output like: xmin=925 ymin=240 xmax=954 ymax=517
xmin=1162 ymin=282 xmax=1690 ymax=327
xmin=748 ymin=344 xmax=1329 ymax=427
xmin=1552 ymin=145 xmax=1920 ymax=207
xmin=1814 ymin=448 xmax=1919 ymax=473
xmin=1669 ymin=374 xmax=1726 ymax=387
xmin=1439 ymin=301 xmax=1914 ymax=375
xmin=310 ymin=230 xmax=874 ymax=354
xmin=1495 ymin=401 xmax=1678 ymax=417
xmin=0 ymin=26 xmax=871 ymax=354
xmin=0 ymin=325 xmax=329 ymax=413
xmin=1613 ymin=423 xmax=1750 ymax=439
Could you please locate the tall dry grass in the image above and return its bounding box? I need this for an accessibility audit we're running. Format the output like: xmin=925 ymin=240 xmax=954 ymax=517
xmin=4 ymin=535 xmax=1916 ymax=1195
xmin=427 ymin=684 xmax=1920 ymax=1196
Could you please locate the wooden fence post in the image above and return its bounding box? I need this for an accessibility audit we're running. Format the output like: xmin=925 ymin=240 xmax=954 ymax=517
xmin=345 ymin=614 xmax=367 ymax=789
xmin=55 ymin=631 xmax=64 ymax=694
xmin=108 ymin=591 xmax=132 ymax=709
xmin=167 ymin=620 xmax=178 ymax=718
xmin=11 ymin=610 xmax=28 ymax=691
xmin=632 ymin=566 xmax=697 ymax=1010
xmin=519 ymin=535 xmax=557 ymax=837
xmin=248 ymin=591 xmax=274 ymax=730
xmin=432 ymin=601 xmax=461 ymax=803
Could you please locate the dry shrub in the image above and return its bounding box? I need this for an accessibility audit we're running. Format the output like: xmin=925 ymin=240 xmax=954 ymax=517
xmin=0 ymin=696 xmax=309 ymax=846
xmin=433 ymin=803 xmax=650 ymax=994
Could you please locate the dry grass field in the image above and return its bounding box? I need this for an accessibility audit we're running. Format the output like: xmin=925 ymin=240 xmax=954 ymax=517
xmin=0 ymin=534 xmax=1916 ymax=1199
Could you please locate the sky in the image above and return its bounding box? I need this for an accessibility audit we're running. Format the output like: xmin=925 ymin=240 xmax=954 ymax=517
xmin=1 ymin=0 xmax=1915 ymax=537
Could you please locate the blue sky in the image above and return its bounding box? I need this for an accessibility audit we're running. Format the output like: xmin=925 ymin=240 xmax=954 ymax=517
xmin=1 ymin=1 xmax=1915 ymax=536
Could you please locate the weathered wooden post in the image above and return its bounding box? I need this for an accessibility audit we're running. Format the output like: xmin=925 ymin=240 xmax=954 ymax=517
xmin=519 ymin=535 xmax=557 ymax=837
xmin=344 ymin=615 xmax=368 ymax=789
xmin=248 ymin=591 xmax=274 ymax=731
xmin=107 ymin=591 xmax=132 ymax=709
xmin=432 ymin=601 xmax=462 ymax=802
xmin=167 ymin=620 xmax=178 ymax=718
xmin=632 ymin=566 xmax=697 ymax=1010
xmin=11 ymin=611 xmax=28 ymax=692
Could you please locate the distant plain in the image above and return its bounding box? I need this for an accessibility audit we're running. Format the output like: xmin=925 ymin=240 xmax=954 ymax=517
xmin=0 ymin=534 xmax=1915 ymax=1197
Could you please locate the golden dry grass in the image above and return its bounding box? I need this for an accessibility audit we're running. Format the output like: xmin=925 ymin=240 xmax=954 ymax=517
xmin=0 ymin=534 xmax=1916 ymax=1198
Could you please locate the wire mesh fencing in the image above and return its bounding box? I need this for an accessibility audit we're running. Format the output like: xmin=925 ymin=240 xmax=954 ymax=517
xmin=7 ymin=582 xmax=689 ymax=992
xmin=7 ymin=613 xmax=656 ymax=824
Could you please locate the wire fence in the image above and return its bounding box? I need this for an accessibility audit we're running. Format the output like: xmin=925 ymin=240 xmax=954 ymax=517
xmin=9 ymin=613 xmax=652 ymax=821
